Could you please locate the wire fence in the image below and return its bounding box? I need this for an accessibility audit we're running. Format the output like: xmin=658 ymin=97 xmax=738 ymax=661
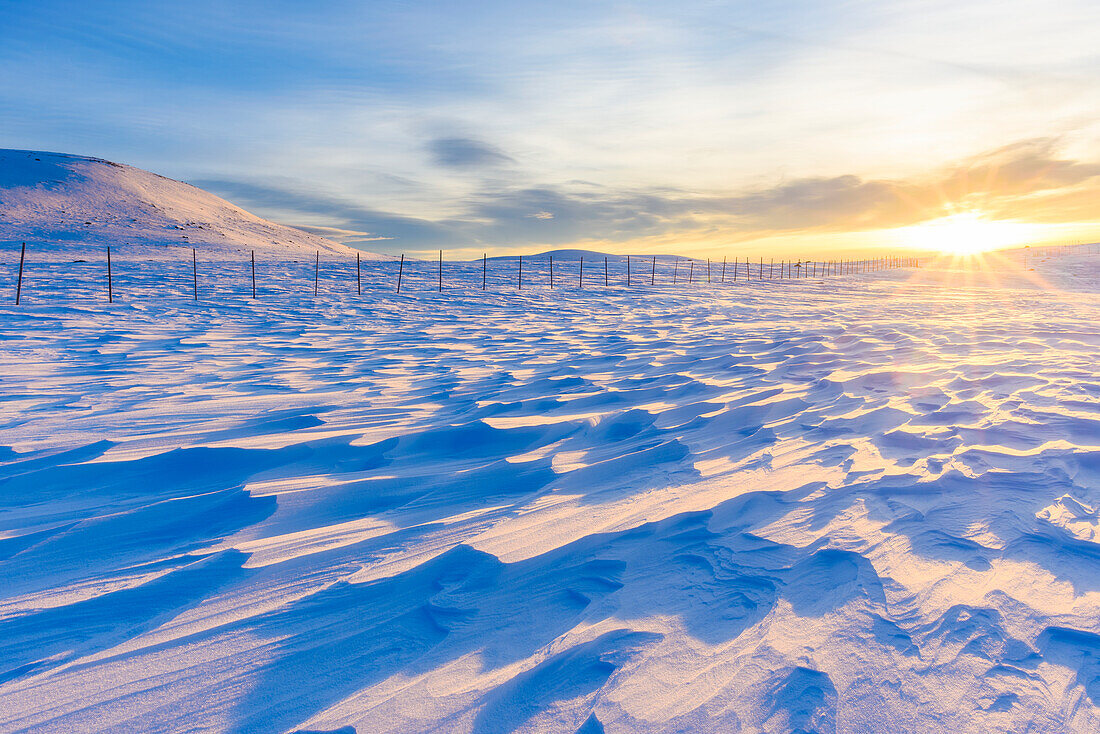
xmin=5 ymin=245 xmax=938 ymax=306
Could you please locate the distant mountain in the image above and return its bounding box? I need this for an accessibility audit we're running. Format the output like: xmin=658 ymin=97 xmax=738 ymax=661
xmin=0 ymin=149 xmax=391 ymax=258
xmin=484 ymin=249 xmax=696 ymax=262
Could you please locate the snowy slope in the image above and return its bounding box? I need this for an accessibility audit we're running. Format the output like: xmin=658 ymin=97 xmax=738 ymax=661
xmin=0 ymin=149 xmax=386 ymax=257
xmin=0 ymin=250 xmax=1099 ymax=732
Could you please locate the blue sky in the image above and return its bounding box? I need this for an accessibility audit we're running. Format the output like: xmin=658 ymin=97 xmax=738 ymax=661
xmin=2 ymin=0 xmax=1098 ymax=255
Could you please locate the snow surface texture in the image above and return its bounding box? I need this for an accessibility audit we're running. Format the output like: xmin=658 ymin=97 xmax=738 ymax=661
xmin=0 ymin=149 xmax=371 ymax=257
xmin=1 ymin=249 xmax=1099 ymax=733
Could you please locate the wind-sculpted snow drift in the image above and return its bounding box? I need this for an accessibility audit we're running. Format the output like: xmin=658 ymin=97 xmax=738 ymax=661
xmin=0 ymin=251 xmax=1099 ymax=732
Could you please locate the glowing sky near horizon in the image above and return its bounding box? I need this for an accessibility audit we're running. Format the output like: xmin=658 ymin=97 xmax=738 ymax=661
xmin=1 ymin=0 xmax=1098 ymax=256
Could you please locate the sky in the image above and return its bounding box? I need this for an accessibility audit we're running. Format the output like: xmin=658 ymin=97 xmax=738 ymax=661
xmin=1 ymin=0 xmax=1099 ymax=257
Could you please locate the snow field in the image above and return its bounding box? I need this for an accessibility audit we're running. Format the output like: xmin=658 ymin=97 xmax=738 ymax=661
xmin=0 ymin=251 xmax=1098 ymax=732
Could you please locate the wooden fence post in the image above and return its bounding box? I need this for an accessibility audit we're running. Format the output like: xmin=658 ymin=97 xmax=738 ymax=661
xmin=673 ymin=259 xmax=679 ymax=284
xmin=482 ymin=253 xmax=487 ymax=290
xmin=627 ymin=255 xmax=631 ymax=287
xmin=518 ymin=255 xmax=522 ymax=289
xmin=579 ymin=256 xmax=583 ymax=288
xmin=438 ymin=249 xmax=442 ymax=292
xmin=397 ymin=253 xmax=404 ymax=292
xmin=251 ymin=250 xmax=256 ymax=298
xmin=192 ymin=247 xmax=198 ymax=300
xmin=550 ymin=255 xmax=554 ymax=288
xmin=604 ymin=257 xmax=608 ymax=287
xmin=314 ymin=251 xmax=319 ymax=296
xmin=108 ymin=246 xmax=114 ymax=303
xmin=707 ymin=258 xmax=711 ymax=283
xmin=651 ymin=255 xmax=655 ymax=285
xmin=15 ymin=242 xmax=25 ymax=305
xmin=688 ymin=259 xmax=694 ymax=283
xmin=357 ymin=252 xmax=361 ymax=295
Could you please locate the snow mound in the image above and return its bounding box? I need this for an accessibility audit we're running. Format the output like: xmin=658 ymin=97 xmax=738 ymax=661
xmin=0 ymin=149 xmax=386 ymax=258
xmin=1038 ymin=495 xmax=1100 ymax=543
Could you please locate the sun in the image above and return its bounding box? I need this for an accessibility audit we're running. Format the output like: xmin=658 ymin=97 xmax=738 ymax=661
xmin=894 ymin=212 xmax=1039 ymax=255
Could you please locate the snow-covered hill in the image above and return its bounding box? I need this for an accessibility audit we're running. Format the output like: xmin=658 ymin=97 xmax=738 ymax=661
xmin=0 ymin=149 xmax=386 ymax=257
xmin=488 ymin=250 xmax=699 ymax=263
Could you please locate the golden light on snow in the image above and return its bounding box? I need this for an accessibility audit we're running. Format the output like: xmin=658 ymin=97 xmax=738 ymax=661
xmin=891 ymin=212 xmax=1041 ymax=255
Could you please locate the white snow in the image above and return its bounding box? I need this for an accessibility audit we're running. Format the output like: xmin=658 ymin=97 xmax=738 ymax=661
xmin=1 ymin=227 xmax=1099 ymax=732
xmin=0 ymin=149 xmax=389 ymax=258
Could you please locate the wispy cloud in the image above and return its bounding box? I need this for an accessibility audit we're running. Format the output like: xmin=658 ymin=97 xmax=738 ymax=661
xmin=427 ymin=137 xmax=513 ymax=168
xmin=193 ymin=178 xmax=468 ymax=249
xmin=198 ymin=138 xmax=1100 ymax=255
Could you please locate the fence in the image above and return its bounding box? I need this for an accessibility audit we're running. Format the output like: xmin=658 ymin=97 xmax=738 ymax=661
xmin=10 ymin=243 xmax=1056 ymax=305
